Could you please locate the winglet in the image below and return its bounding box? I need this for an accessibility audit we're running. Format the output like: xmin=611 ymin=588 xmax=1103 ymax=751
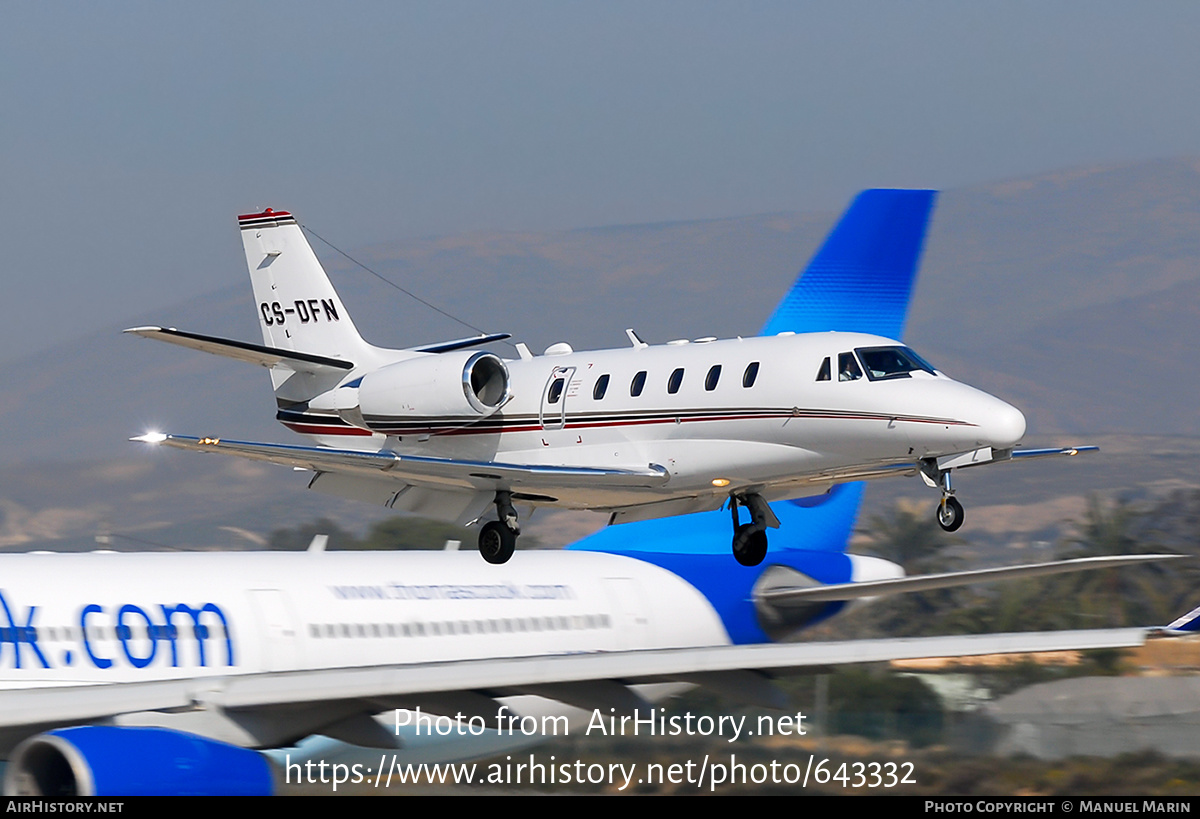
xmin=761 ymin=189 xmax=937 ymax=339
xmin=1163 ymin=604 xmax=1200 ymax=634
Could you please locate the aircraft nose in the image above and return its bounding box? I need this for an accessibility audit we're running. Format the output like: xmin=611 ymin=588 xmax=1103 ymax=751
xmin=985 ymin=399 xmax=1026 ymax=448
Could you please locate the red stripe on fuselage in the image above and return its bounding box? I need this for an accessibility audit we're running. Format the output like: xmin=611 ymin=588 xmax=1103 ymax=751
xmin=282 ymin=422 xmax=375 ymax=437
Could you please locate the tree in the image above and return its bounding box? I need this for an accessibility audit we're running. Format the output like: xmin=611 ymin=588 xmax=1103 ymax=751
xmin=858 ymin=499 xmax=963 ymax=573
xmin=268 ymin=518 xmax=361 ymax=551
xmin=1062 ymin=496 xmax=1171 ymax=627
xmin=359 ymin=517 xmax=475 ymax=551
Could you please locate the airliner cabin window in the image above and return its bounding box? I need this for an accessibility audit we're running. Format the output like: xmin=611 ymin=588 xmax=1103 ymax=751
xmin=631 ymin=371 xmax=647 ymax=397
xmin=547 ymin=378 xmax=565 ymax=404
xmin=593 ymin=374 xmax=610 ymax=400
xmin=816 ymin=357 xmax=831 ymax=381
xmin=743 ymin=362 xmax=760 ymax=388
xmin=667 ymin=368 xmax=684 ymax=394
xmin=838 ymin=352 xmax=863 ymax=381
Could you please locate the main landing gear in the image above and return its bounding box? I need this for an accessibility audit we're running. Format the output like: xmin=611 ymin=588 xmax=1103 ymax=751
xmin=729 ymin=493 xmax=778 ymax=567
xmin=478 ymin=491 xmax=519 ymax=564
xmin=922 ymin=462 xmax=965 ymax=533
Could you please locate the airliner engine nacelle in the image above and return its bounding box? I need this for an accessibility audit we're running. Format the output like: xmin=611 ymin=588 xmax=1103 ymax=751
xmin=5 ymin=727 xmax=274 ymax=796
xmin=346 ymin=351 xmax=511 ymax=432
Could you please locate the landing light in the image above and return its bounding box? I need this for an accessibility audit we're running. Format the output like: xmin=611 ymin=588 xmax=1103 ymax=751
xmin=133 ymin=432 xmax=167 ymax=443
xmin=711 ymin=478 xmax=731 ymax=487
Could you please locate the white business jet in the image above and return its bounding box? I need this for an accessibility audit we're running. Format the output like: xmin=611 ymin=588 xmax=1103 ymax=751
xmin=127 ymin=191 xmax=1088 ymax=565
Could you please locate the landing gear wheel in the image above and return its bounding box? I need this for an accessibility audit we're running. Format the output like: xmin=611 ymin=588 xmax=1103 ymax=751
xmin=937 ymin=496 xmax=965 ymax=532
xmin=478 ymin=521 xmax=516 ymax=564
xmin=732 ymin=523 xmax=768 ymax=567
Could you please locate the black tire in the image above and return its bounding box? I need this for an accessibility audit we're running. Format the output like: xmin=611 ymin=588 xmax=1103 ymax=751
xmin=936 ymin=496 xmax=965 ymax=532
xmin=478 ymin=521 xmax=516 ymax=564
xmin=732 ymin=523 xmax=768 ymax=567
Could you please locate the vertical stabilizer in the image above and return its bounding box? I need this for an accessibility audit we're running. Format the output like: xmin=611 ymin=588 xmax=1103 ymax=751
xmin=238 ymin=209 xmax=373 ymax=363
xmin=761 ymin=189 xmax=937 ymax=340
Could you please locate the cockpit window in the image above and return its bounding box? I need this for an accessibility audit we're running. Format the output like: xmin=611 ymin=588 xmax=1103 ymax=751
xmin=854 ymin=346 xmax=937 ymax=381
xmin=837 ymin=352 xmax=862 ymax=382
xmin=816 ymin=357 xmax=831 ymax=382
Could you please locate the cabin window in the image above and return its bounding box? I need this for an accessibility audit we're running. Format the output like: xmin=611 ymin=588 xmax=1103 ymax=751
xmin=705 ymin=365 xmax=722 ymax=391
xmin=547 ymin=378 xmax=565 ymax=404
xmin=816 ymin=357 xmax=831 ymax=381
xmin=631 ymin=371 xmax=647 ymax=397
xmin=838 ymin=352 xmax=863 ymax=381
xmin=743 ymin=361 xmax=760 ymax=388
xmin=593 ymin=374 xmax=610 ymax=400
xmin=667 ymin=368 xmax=685 ymax=394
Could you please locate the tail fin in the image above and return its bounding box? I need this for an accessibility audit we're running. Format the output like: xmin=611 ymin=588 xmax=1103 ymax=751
xmin=239 ymin=209 xmax=374 ymax=365
xmin=761 ymin=188 xmax=937 ymax=339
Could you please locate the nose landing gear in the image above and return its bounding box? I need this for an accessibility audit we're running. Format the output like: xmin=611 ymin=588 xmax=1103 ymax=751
xmin=937 ymin=495 xmax=965 ymax=532
xmin=922 ymin=462 xmax=965 ymax=532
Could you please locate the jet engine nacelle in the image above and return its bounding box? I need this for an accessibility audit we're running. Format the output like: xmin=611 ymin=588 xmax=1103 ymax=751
xmin=351 ymin=351 xmax=511 ymax=432
xmin=5 ymin=726 xmax=274 ymax=796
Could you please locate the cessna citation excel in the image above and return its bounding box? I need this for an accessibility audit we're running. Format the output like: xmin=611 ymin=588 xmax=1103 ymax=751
xmin=128 ymin=189 xmax=1087 ymax=565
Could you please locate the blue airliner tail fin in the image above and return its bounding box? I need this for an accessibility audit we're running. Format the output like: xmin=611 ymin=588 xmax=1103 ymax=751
xmin=761 ymin=188 xmax=937 ymax=340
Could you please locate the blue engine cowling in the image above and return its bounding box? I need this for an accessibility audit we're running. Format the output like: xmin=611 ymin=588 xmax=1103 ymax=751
xmin=4 ymin=726 xmax=273 ymax=796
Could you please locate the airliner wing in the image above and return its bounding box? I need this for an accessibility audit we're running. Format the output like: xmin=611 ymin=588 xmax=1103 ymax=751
xmin=0 ymin=628 xmax=1149 ymax=732
xmin=132 ymin=434 xmax=670 ymax=490
xmin=209 ymin=628 xmax=1151 ymax=712
xmin=760 ymin=554 xmax=1187 ymax=604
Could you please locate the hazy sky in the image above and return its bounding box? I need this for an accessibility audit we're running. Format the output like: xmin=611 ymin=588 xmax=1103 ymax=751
xmin=2 ymin=2 xmax=1199 ymax=363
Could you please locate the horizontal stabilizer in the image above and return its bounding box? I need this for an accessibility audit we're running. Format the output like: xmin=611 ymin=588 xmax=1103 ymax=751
xmin=124 ymin=326 xmax=354 ymax=373
xmin=409 ymin=333 xmax=512 ymax=354
xmin=760 ymin=554 xmax=1187 ymax=604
